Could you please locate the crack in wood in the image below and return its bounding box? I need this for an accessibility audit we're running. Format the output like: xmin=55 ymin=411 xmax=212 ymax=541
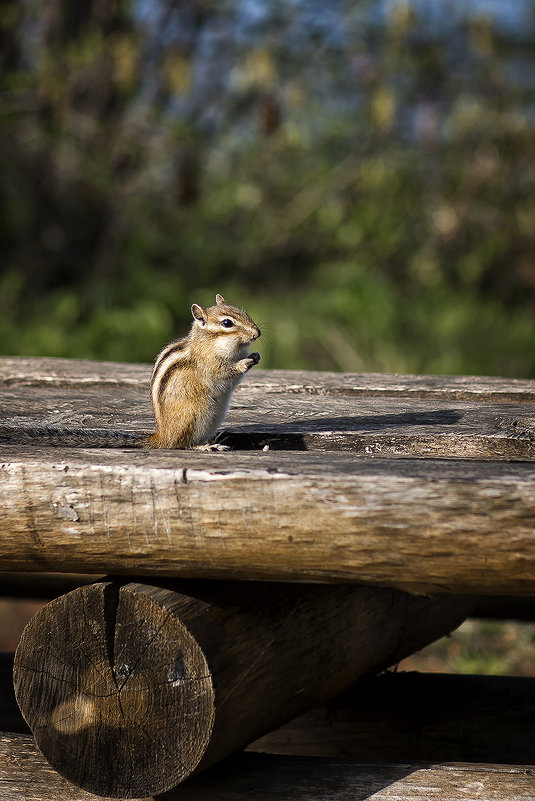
xmin=102 ymin=582 xmax=121 ymax=688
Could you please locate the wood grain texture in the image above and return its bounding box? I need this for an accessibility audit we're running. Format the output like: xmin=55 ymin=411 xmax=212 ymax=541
xmin=2 ymin=356 xmax=535 ymax=401
xmin=0 ymin=447 xmax=534 ymax=592
xmin=0 ymin=732 xmax=149 ymax=801
xmin=1 ymin=357 xmax=535 ymax=591
xmin=249 ymin=672 xmax=535 ymax=764
xmin=1 ymin=358 xmax=535 ymax=458
xmin=2 ymin=734 xmax=534 ymax=801
xmin=13 ymin=579 xmax=472 ymax=797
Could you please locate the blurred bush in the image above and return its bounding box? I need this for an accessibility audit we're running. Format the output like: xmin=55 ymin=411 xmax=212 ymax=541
xmin=0 ymin=0 xmax=534 ymax=375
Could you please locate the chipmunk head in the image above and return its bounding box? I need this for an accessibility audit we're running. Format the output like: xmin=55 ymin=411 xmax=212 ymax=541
xmin=191 ymin=294 xmax=261 ymax=358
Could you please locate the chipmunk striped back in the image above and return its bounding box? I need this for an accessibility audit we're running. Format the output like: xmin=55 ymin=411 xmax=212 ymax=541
xmin=149 ymin=294 xmax=261 ymax=448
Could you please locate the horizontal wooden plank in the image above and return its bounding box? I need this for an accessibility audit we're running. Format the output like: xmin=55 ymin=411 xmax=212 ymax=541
xmin=0 ymin=448 xmax=534 ymax=593
xmin=177 ymin=754 xmax=535 ymax=801
xmin=1 ymin=733 xmax=534 ymax=801
xmin=1 ymin=373 xmax=535 ymax=458
xmin=2 ymin=357 xmax=535 ymax=401
xmin=0 ymin=356 xmax=149 ymax=388
xmin=249 ymin=672 xmax=535 ymax=764
xmin=0 ymin=732 xmax=142 ymax=801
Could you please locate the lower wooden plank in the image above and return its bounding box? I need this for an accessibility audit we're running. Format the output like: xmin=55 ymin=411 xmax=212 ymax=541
xmin=178 ymin=754 xmax=535 ymax=801
xmin=0 ymin=732 xmax=150 ymax=801
xmin=1 ymin=733 xmax=533 ymax=801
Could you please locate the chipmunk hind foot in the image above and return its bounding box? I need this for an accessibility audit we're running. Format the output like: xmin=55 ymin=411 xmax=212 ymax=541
xmin=192 ymin=442 xmax=231 ymax=452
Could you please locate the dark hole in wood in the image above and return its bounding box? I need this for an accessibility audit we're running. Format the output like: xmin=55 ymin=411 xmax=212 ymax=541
xmin=219 ymin=409 xmax=464 ymax=451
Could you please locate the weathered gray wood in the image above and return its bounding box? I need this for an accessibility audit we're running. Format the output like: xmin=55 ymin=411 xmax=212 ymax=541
xmin=2 ymin=377 xmax=535 ymax=458
xmin=2 ymin=356 xmax=535 ymax=401
xmin=13 ymin=578 xmax=471 ymax=797
xmin=5 ymin=381 xmax=535 ymax=458
xmin=0 ymin=732 xmax=141 ymax=801
xmin=0 ymin=448 xmax=535 ymax=593
xmin=0 ymin=356 xmax=149 ymax=388
xmin=249 ymin=672 xmax=535 ymax=764
xmin=2 ymin=358 xmax=535 ymax=458
xmin=1 ymin=734 xmax=533 ymax=801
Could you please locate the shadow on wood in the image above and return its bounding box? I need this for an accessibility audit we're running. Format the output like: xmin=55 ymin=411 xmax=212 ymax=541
xmin=249 ymin=671 xmax=535 ymax=764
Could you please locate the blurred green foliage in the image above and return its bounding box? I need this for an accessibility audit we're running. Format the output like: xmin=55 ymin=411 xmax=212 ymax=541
xmin=1 ymin=0 xmax=534 ymax=375
xmin=402 ymin=619 xmax=535 ymax=676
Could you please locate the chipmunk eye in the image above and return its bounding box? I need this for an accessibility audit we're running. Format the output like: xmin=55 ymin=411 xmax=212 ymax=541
xmin=221 ymin=318 xmax=234 ymax=328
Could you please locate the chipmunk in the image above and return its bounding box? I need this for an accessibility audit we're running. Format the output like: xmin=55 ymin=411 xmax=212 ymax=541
xmin=149 ymin=294 xmax=261 ymax=449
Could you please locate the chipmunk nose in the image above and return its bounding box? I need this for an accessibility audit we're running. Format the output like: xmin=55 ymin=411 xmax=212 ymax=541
xmin=254 ymin=328 xmax=261 ymax=340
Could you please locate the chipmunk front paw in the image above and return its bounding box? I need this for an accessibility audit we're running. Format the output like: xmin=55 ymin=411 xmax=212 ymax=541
xmin=236 ymin=352 xmax=261 ymax=374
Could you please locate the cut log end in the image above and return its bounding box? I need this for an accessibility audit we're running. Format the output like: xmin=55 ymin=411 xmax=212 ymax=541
xmin=13 ymin=582 xmax=215 ymax=798
xmin=13 ymin=578 xmax=473 ymax=798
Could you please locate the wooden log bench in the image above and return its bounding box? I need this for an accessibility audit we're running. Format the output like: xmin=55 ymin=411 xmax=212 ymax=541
xmin=1 ymin=356 xmax=535 ymax=799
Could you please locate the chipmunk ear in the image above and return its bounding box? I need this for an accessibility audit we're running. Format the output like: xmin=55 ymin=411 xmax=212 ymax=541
xmin=191 ymin=303 xmax=207 ymax=324
xmin=215 ymin=293 xmax=226 ymax=306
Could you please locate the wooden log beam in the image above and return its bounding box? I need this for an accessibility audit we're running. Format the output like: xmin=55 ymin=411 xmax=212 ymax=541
xmin=249 ymin=671 xmax=535 ymax=764
xmin=13 ymin=578 xmax=471 ymax=797
xmin=1 ymin=379 xmax=535 ymax=458
xmin=2 ymin=733 xmax=534 ymax=801
xmin=0 ymin=448 xmax=535 ymax=593
xmin=171 ymin=753 xmax=535 ymax=801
